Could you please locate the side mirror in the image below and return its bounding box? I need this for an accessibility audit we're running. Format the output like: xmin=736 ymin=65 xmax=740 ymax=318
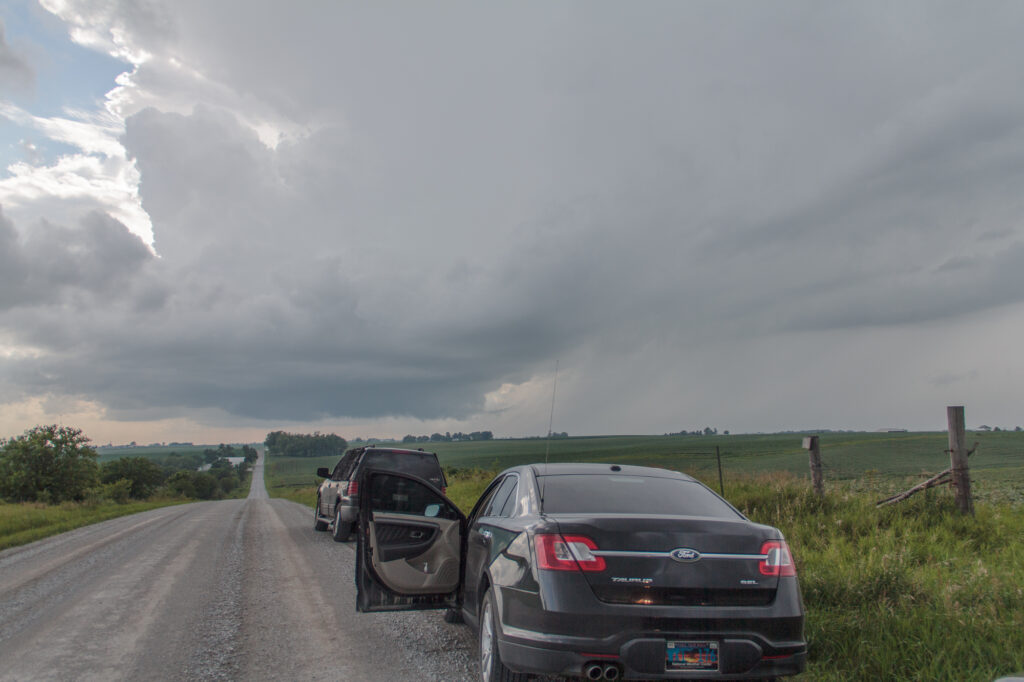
xmin=424 ymin=503 xmax=440 ymax=518
xmin=316 ymin=467 xmax=330 ymax=478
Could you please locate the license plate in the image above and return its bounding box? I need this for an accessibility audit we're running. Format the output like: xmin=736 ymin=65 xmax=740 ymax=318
xmin=666 ymin=640 xmax=719 ymax=671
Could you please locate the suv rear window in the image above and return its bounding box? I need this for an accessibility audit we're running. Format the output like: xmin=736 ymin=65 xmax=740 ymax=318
xmin=361 ymin=451 xmax=446 ymax=490
xmin=538 ymin=475 xmax=740 ymax=518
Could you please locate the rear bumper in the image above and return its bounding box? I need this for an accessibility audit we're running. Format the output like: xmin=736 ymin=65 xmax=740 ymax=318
xmin=494 ymin=578 xmax=805 ymax=679
xmin=499 ymin=626 xmax=806 ymax=680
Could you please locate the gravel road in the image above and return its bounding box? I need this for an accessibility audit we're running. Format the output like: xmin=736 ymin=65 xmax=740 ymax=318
xmin=0 ymin=455 xmax=480 ymax=681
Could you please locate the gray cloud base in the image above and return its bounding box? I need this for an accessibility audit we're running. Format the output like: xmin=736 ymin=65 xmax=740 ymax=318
xmin=3 ymin=2 xmax=1024 ymax=433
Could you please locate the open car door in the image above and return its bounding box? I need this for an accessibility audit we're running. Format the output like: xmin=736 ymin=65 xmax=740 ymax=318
xmin=356 ymin=469 xmax=466 ymax=612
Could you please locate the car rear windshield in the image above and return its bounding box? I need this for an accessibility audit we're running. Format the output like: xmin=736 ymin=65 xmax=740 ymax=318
xmin=538 ymin=474 xmax=740 ymax=518
xmin=362 ymin=452 xmax=446 ymax=488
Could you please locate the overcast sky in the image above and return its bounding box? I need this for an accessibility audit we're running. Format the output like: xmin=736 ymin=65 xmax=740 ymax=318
xmin=2 ymin=1 xmax=1024 ymax=445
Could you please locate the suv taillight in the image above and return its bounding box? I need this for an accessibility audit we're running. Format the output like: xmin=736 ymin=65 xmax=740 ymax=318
xmin=534 ymin=534 xmax=606 ymax=572
xmin=759 ymin=540 xmax=796 ymax=577
xmin=347 ymin=481 xmax=359 ymax=496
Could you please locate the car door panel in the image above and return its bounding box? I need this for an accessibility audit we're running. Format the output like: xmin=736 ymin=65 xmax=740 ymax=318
xmin=369 ymin=513 xmax=461 ymax=593
xmin=356 ymin=470 xmax=467 ymax=613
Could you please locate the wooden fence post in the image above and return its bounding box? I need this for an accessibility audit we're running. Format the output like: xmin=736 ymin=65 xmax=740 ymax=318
xmin=715 ymin=446 xmax=724 ymax=496
xmin=947 ymin=406 xmax=974 ymax=515
xmin=803 ymin=436 xmax=824 ymax=498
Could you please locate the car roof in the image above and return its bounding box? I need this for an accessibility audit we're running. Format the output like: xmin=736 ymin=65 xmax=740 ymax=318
xmin=526 ymin=462 xmax=696 ymax=481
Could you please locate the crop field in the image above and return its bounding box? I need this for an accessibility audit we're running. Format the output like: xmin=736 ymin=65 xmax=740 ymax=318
xmin=265 ymin=431 xmax=1024 ymax=508
xmin=268 ymin=431 xmax=1024 ymax=499
xmin=95 ymin=444 xmax=212 ymax=463
xmin=264 ymin=431 xmax=1024 ymax=680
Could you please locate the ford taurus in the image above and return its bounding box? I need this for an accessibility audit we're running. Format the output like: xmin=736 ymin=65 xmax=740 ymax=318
xmin=355 ymin=463 xmax=806 ymax=680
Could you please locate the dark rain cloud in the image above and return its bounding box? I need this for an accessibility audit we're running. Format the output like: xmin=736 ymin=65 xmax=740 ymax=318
xmin=4 ymin=2 xmax=1024 ymax=432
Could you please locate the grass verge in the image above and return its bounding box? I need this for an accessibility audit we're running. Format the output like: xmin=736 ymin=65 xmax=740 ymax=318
xmin=0 ymin=497 xmax=191 ymax=551
xmin=724 ymin=472 xmax=1024 ymax=681
xmin=1 ymin=467 xmax=254 ymax=552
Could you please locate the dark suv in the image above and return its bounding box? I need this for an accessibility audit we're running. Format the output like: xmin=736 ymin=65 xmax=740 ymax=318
xmin=314 ymin=446 xmax=447 ymax=542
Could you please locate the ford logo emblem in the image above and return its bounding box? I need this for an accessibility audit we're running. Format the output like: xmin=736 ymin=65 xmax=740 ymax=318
xmin=669 ymin=548 xmax=701 ymax=563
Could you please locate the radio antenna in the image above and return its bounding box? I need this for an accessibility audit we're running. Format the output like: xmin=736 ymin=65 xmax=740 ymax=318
xmin=541 ymin=360 xmax=558 ymax=510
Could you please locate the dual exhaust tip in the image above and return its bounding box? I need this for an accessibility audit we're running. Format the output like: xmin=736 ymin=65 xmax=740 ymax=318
xmin=583 ymin=662 xmax=621 ymax=681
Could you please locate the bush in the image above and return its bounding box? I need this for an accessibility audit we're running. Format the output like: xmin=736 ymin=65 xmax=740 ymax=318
xmin=100 ymin=479 xmax=133 ymax=504
xmin=219 ymin=476 xmax=237 ymax=494
xmin=192 ymin=472 xmax=221 ymax=499
xmin=166 ymin=470 xmax=197 ymax=498
xmin=100 ymin=457 xmax=164 ymax=499
xmin=0 ymin=425 xmax=99 ymax=503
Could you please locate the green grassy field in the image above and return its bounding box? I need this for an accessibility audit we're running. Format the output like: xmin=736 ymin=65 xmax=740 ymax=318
xmin=264 ymin=432 xmax=1024 ymax=680
xmin=0 ymin=498 xmax=192 ymax=551
xmin=266 ymin=431 xmax=1024 ymax=503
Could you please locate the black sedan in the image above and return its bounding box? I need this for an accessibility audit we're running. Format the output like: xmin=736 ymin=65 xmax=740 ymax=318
xmin=355 ymin=463 xmax=806 ymax=680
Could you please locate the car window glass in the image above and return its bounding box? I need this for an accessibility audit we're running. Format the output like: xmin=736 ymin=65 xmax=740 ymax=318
xmin=497 ymin=477 xmax=519 ymax=517
xmin=368 ymin=473 xmax=460 ymax=520
xmin=338 ymin=451 xmax=358 ymax=479
xmin=538 ymin=475 xmax=741 ymax=518
xmin=483 ymin=475 xmax=517 ymax=517
xmin=361 ymin=451 xmax=445 ymax=490
xmin=469 ymin=477 xmax=505 ymax=524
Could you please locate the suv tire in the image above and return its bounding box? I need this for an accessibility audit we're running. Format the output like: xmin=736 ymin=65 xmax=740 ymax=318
xmin=332 ymin=503 xmax=352 ymax=542
xmin=479 ymin=588 xmax=528 ymax=682
xmin=313 ymin=497 xmax=328 ymax=531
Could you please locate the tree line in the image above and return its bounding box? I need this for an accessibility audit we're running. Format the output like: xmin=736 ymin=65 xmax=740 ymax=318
xmin=401 ymin=431 xmax=494 ymax=443
xmin=264 ymin=431 xmax=348 ymax=457
xmin=0 ymin=425 xmax=257 ymax=504
xmin=666 ymin=427 xmax=729 ymax=436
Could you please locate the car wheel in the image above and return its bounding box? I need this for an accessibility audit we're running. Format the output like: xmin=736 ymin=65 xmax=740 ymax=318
xmin=479 ymin=588 xmax=527 ymax=682
xmin=332 ymin=504 xmax=351 ymax=542
xmin=313 ymin=497 xmax=328 ymax=531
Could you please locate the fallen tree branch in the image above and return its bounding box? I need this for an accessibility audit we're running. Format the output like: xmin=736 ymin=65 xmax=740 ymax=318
xmin=876 ymin=468 xmax=952 ymax=507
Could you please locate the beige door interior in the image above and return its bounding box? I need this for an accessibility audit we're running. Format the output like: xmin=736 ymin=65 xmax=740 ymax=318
xmin=368 ymin=513 xmax=461 ymax=594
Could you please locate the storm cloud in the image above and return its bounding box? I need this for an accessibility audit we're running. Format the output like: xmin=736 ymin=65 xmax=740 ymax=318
xmin=3 ymin=1 xmax=1024 ymax=439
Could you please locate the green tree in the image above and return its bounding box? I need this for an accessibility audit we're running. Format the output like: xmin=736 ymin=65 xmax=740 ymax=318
xmin=263 ymin=431 xmax=347 ymax=457
xmin=192 ymin=472 xmax=221 ymax=499
xmin=166 ymin=470 xmax=197 ymax=498
xmin=0 ymin=425 xmax=100 ymax=503
xmin=100 ymin=457 xmax=164 ymax=499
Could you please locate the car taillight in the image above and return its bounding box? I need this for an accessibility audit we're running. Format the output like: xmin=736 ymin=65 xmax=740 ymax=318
xmin=535 ymin=534 xmax=606 ymax=572
xmin=759 ymin=540 xmax=796 ymax=577
xmin=347 ymin=481 xmax=358 ymax=496
xmin=441 ymin=486 xmax=447 ymax=495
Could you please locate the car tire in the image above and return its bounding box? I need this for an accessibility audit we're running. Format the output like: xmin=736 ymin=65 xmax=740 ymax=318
xmin=479 ymin=588 xmax=528 ymax=682
xmin=332 ymin=503 xmax=351 ymax=542
xmin=313 ymin=497 xmax=328 ymax=531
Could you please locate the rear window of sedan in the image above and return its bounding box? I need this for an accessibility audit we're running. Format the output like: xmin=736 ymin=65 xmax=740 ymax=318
xmin=538 ymin=474 xmax=741 ymax=518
